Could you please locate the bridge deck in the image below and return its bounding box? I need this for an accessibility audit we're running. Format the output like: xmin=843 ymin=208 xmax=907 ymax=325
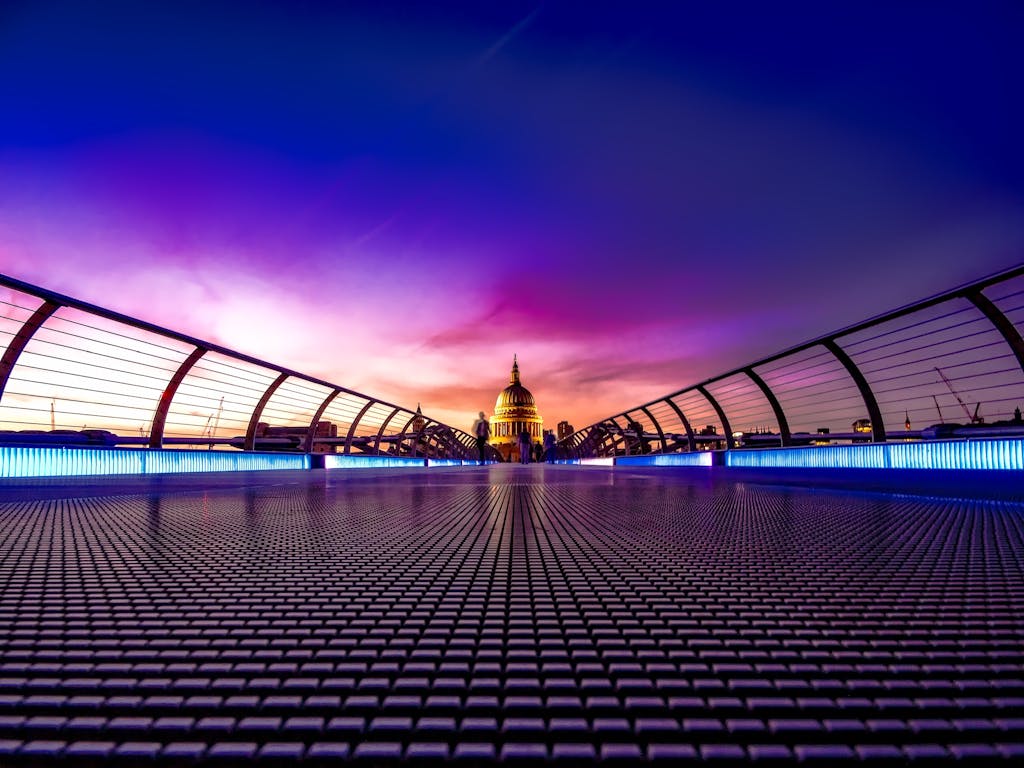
xmin=0 ymin=465 xmax=1022 ymax=764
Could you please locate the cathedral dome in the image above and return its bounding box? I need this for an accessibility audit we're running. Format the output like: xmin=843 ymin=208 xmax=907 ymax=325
xmin=493 ymin=356 xmax=538 ymax=416
xmin=496 ymin=383 xmax=535 ymax=410
xmin=489 ymin=356 xmax=544 ymax=459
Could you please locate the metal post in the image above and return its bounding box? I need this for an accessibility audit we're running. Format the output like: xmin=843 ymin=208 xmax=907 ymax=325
xmin=150 ymin=347 xmax=206 ymax=448
xmin=744 ymin=367 xmax=791 ymax=446
xmin=0 ymin=301 xmax=60 ymax=404
xmin=341 ymin=398 xmax=376 ymax=454
xmin=696 ymin=385 xmax=735 ymax=449
xmin=965 ymin=289 xmax=1024 ymax=375
xmin=302 ymin=389 xmax=341 ymax=453
xmin=639 ymin=406 xmax=667 ymax=453
xmin=393 ymin=412 xmax=418 ymax=456
xmin=822 ymin=339 xmax=886 ymax=442
xmin=244 ymin=373 xmax=289 ymax=451
xmin=664 ymin=399 xmax=697 ymax=452
xmin=373 ymin=407 xmax=403 ymax=454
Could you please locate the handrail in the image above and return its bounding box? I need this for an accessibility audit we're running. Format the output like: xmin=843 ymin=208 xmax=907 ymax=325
xmin=0 ymin=273 xmax=476 ymax=459
xmin=566 ymin=264 xmax=1024 ymax=457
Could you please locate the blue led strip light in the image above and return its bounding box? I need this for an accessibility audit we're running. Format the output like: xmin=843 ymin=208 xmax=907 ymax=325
xmin=324 ymin=455 xmax=427 ymax=469
xmin=424 ymin=459 xmax=580 ymax=466
xmin=0 ymin=446 xmax=310 ymax=478
xmin=616 ymin=453 xmax=714 ymax=467
xmin=725 ymin=438 xmax=1024 ymax=471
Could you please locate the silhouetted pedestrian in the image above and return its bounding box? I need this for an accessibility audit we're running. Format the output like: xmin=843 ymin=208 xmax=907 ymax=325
xmin=543 ymin=430 xmax=556 ymax=463
xmin=518 ymin=429 xmax=532 ymax=464
xmin=472 ymin=412 xmax=490 ymax=465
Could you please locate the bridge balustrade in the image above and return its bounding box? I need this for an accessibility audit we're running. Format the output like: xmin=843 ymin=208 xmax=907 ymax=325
xmin=0 ymin=274 xmax=481 ymax=460
xmin=566 ymin=265 xmax=1024 ymax=458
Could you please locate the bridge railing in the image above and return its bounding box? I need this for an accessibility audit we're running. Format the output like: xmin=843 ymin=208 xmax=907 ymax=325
xmin=0 ymin=273 xmax=485 ymax=460
xmin=565 ymin=265 xmax=1024 ymax=458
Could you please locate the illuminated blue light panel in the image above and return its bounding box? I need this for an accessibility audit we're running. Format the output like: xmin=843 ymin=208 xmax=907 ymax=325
xmin=424 ymin=459 xmax=510 ymax=467
xmin=0 ymin=446 xmax=310 ymax=478
xmin=725 ymin=438 xmax=1024 ymax=471
xmin=325 ymin=455 xmax=427 ymax=469
xmin=616 ymin=452 xmax=714 ymax=467
xmin=425 ymin=460 xmax=582 ymax=466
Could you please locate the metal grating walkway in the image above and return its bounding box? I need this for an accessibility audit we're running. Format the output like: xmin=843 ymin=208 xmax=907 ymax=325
xmin=0 ymin=465 xmax=1022 ymax=764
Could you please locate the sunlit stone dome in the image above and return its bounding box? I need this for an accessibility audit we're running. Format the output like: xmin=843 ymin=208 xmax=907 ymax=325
xmin=496 ymin=380 xmax=535 ymax=413
xmin=494 ymin=356 xmax=538 ymax=414
xmin=490 ymin=356 xmax=543 ymax=459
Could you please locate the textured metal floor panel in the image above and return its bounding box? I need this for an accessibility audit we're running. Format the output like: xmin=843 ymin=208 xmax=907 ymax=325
xmin=0 ymin=464 xmax=1022 ymax=765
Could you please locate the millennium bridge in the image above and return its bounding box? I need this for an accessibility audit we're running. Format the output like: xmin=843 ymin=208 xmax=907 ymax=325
xmin=0 ymin=268 xmax=1022 ymax=765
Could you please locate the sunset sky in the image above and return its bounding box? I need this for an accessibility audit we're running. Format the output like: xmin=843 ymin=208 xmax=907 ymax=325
xmin=1 ymin=1 xmax=1022 ymax=432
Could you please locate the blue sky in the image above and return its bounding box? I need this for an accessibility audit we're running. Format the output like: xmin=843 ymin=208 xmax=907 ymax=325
xmin=1 ymin=0 xmax=1022 ymax=428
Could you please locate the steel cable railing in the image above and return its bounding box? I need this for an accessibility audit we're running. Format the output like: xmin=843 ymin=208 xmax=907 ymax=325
xmin=567 ymin=265 xmax=1024 ymax=457
xmin=0 ymin=274 xmax=480 ymax=460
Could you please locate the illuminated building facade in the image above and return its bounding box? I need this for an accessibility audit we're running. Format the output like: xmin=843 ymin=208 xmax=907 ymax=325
xmin=490 ymin=356 xmax=543 ymax=462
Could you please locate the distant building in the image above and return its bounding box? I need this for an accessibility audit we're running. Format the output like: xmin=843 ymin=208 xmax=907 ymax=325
xmin=852 ymin=418 xmax=872 ymax=442
xmin=557 ymin=420 xmax=574 ymax=441
xmin=411 ymin=403 xmax=426 ymax=433
xmin=255 ymin=420 xmax=337 ymax=452
xmin=408 ymin=404 xmax=428 ymax=455
xmin=490 ymin=356 xmax=543 ymax=462
xmin=697 ymin=424 xmax=724 ymax=450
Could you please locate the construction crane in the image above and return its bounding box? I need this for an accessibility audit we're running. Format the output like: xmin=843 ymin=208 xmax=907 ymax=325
xmin=934 ymin=367 xmax=984 ymax=424
xmin=202 ymin=397 xmax=225 ymax=446
xmin=210 ymin=397 xmax=224 ymax=438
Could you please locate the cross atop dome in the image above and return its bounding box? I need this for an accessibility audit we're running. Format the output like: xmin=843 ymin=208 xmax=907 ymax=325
xmin=510 ymin=354 xmax=520 ymax=385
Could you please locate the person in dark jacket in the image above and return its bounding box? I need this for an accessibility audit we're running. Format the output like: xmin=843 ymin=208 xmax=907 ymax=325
xmin=471 ymin=412 xmax=490 ymax=465
xmin=518 ymin=429 xmax=532 ymax=464
xmin=543 ymin=430 xmax=556 ymax=463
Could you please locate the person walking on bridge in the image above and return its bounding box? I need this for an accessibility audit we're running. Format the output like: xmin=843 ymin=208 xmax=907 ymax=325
xmin=543 ymin=430 xmax=556 ymax=464
xmin=472 ymin=412 xmax=490 ymax=465
xmin=518 ymin=428 xmax=532 ymax=464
